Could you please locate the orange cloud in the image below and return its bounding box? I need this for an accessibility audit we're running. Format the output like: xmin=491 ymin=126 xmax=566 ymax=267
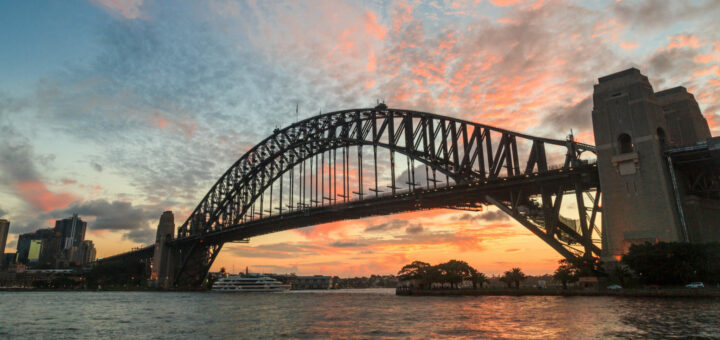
xmin=489 ymin=0 xmax=528 ymax=6
xmin=667 ymin=34 xmax=702 ymax=49
xmin=619 ymin=42 xmax=638 ymax=50
xmin=693 ymin=54 xmax=713 ymax=63
xmin=366 ymin=49 xmax=376 ymax=74
xmin=364 ymin=11 xmax=387 ymax=40
xmin=15 ymin=180 xmax=76 ymax=212
xmin=706 ymin=113 xmax=720 ymax=131
xmin=592 ymin=19 xmax=624 ymax=41
xmin=693 ymin=66 xmax=718 ymax=78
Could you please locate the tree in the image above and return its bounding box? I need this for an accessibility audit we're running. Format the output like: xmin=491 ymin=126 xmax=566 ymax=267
xmin=398 ymin=261 xmax=432 ymax=288
xmin=504 ymin=268 xmax=527 ymax=289
xmin=470 ymin=270 xmax=488 ymax=289
xmin=553 ymin=259 xmax=579 ymax=289
xmin=622 ymin=242 xmax=720 ymax=285
xmin=436 ymin=260 xmax=475 ymax=289
xmin=602 ymin=263 xmax=632 ymax=287
xmin=499 ymin=273 xmax=513 ymax=288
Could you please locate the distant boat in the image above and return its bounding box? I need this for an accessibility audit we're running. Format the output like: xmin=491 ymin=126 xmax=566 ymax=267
xmin=212 ymin=274 xmax=291 ymax=292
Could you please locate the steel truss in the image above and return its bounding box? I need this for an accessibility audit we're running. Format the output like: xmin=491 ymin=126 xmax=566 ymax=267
xmin=171 ymin=106 xmax=599 ymax=287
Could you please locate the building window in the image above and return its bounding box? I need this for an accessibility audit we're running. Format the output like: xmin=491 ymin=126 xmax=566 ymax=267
xmin=618 ymin=133 xmax=634 ymax=154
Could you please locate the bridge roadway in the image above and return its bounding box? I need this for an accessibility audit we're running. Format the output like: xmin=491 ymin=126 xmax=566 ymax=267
xmin=101 ymin=162 xmax=599 ymax=266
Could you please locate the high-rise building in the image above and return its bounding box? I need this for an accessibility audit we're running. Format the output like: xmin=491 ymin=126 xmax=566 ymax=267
xmin=69 ymin=240 xmax=96 ymax=266
xmin=0 ymin=219 xmax=9 ymax=264
xmin=54 ymin=214 xmax=87 ymax=250
xmin=16 ymin=228 xmax=60 ymax=265
xmin=79 ymin=240 xmax=96 ymax=265
xmin=1 ymin=253 xmax=15 ymax=269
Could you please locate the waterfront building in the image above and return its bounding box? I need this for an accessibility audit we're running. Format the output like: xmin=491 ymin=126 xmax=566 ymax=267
xmin=0 ymin=219 xmax=9 ymax=263
xmin=72 ymin=240 xmax=96 ymax=266
xmin=293 ymin=275 xmax=332 ymax=289
xmin=54 ymin=214 xmax=87 ymax=250
xmin=16 ymin=228 xmax=62 ymax=267
xmin=82 ymin=240 xmax=96 ymax=265
xmin=1 ymin=253 xmax=15 ymax=270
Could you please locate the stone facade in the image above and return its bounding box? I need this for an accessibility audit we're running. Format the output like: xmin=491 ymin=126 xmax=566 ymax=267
xmin=592 ymin=68 xmax=715 ymax=261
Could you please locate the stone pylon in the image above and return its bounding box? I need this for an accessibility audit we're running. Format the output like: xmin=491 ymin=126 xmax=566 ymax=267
xmin=150 ymin=211 xmax=179 ymax=288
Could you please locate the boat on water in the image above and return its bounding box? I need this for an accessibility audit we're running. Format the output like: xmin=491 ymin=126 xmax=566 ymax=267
xmin=212 ymin=274 xmax=291 ymax=292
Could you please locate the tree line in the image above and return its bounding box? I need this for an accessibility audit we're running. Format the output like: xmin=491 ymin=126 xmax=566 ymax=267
xmin=551 ymin=242 xmax=720 ymax=289
xmin=398 ymin=260 xmax=529 ymax=289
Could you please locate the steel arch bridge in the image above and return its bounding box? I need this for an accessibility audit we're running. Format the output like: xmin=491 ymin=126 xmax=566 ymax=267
xmin=105 ymin=106 xmax=603 ymax=289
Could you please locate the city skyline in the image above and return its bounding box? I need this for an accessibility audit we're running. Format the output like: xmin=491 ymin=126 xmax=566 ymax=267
xmin=1 ymin=0 xmax=719 ymax=277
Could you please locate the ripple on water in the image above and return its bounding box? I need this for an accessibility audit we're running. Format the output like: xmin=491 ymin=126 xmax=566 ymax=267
xmin=1 ymin=290 xmax=719 ymax=339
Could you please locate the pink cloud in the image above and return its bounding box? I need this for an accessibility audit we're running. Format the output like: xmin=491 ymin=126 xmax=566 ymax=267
xmin=150 ymin=113 xmax=197 ymax=138
xmin=15 ymin=180 xmax=77 ymax=212
xmin=90 ymin=0 xmax=145 ymax=20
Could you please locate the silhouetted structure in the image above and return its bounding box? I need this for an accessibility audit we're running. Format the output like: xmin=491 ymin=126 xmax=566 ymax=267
xmin=14 ymin=215 xmax=97 ymax=269
xmin=592 ymin=68 xmax=717 ymax=262
xmin=293 ymin=275 xmax=331 ymax=289
xmin=150 ymin=211 xmax=176 ymax=288
xmin=101 ymin=68 xmax=718 ymax=289
xmin=54 ymin=214 xmax=87 ymax=251
xmin=17 ymin=228 xmax=60 ymax=267
xmin=0 ymin=219 xmax=9 ymax=266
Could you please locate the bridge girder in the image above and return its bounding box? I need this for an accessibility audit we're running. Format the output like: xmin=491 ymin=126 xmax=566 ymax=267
xmin=165 ymin=107 xmax=599 ymax=288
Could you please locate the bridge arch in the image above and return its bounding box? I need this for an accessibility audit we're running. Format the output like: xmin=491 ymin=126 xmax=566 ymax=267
xmin=170 ymin=107 xmax=600 ymax=288
xmin=179 ymin=107 xmax=594 ymax=237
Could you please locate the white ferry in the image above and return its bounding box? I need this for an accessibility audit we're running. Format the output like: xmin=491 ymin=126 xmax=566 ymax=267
xmin=212 ymin=274 xmax=291 ymax=292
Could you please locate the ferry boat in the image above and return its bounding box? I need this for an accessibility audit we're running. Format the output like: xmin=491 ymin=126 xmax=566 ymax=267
xmin=212 ymin=274 xmax=291 ymax=292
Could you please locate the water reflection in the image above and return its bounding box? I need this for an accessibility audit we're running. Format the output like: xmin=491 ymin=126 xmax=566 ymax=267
xmin=1 ymin=290 xmax=718 ymax=339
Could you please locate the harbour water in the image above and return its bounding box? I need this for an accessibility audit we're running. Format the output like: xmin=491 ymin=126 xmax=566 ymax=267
xmin=1 ymin=289 xmax=719 ymax=339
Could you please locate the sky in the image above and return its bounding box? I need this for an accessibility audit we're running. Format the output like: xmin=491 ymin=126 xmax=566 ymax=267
xmin=1 ymin=0 xmax=719 ymax=277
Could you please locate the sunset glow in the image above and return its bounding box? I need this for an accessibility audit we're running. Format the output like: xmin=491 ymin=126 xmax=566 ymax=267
xmin=1 ymin=0 xmax=719 ymax=277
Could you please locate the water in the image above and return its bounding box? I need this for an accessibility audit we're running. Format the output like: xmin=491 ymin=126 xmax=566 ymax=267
xmin=1 ymin=289 xmax=719 ymax=339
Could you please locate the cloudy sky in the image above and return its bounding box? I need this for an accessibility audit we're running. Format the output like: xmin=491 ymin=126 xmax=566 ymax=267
xmin=1 ymin=0 xmax=718 ymax=276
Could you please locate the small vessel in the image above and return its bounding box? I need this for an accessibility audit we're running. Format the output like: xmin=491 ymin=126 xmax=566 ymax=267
xmin=212 ymin=274 xmax=291 ymax=292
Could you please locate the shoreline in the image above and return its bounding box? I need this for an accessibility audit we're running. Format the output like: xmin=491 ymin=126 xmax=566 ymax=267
xmin=396 ymin=287 xmax=720 ymax=298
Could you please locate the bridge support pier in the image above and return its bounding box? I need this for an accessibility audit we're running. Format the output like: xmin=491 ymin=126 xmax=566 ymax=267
xmin=173 ymin=242 xmax=223 ymax=290
xmin=150 ymin=211 xmax=180 ymax=289
xmin=591 ymin=68 xmax=712 ymax=262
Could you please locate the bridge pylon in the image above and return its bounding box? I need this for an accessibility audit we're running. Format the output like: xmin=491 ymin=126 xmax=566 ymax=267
xmin=591 ymin=68 xmax=713 ymax=262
